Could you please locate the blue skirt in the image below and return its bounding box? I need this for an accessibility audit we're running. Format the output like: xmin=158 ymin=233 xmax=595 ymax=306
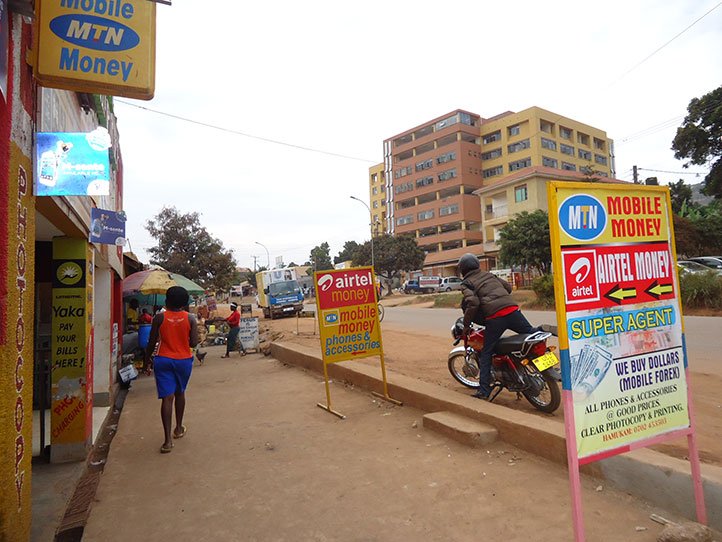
xmin=153 ymin=355 xmax=193 ymax=398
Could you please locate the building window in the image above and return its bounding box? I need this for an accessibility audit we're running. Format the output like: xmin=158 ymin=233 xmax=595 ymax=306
xmin=594 ymin=137 xmax=606 ymax=151
xmin=561 ymin=161 xmax=576 ymax=171
xmin=482 ymin=130 xmax=501 ymax=144
xmin=542 ymin=156 xmax=558 ymax=168
xmin=481 ymin=148 xmax=502 ymax=160
xmin=380 ymin=185 xmax=386 ymax=193
xmin=577 ymin=132 xmax=590 ymax=146
xmin=396 ymin=215 xmax=413 ymax=226
xmin=508 ymin=157 xmax=531 ymax=172
xmin=508 ymin=124 xmax=521 ymax=137
xmin=415 ymin=159 xmax=433 ymax=172
xmin=540 ymin=119 xmax=554 ymax=134
xmin=483 ymin=166 xmax=503 ymax=178
xmin=436 ymin=151 xmax=456 ymax=164
xmin=381 ymin=200 xmax=386 ymax=207
xmin=373 ymin=201 xmax=378 ymax=208
xmin=416 ymin=176 xmax=434 ymax=188
xmin=438 ymin=168 xmax=457 ymax=181
xmin=507 ymin=138 xmax=530 ymax=153
xmin=594 ymin=154 xmax=608 ymax=166
xmin=435 ymin=114 xmax=459 ymax=131
xmin=439 ymin=204 xmax=459 ymax=216
xmin=514 ymin=185 xmax=528 ymax=202
xmin=560 ymin=126 xmax=572 ymax=140
xmin=418 ymin=210 xmax=434 ymax=221
xmin=560 ymin=143 xmax=574 ymax=156
xmin=541 ymin=137 xmax=557 ymax=151
xmin=396 ymin=166 xmax=412 ymax=178
xmin=394 ymin=181 xmax=414 ymax=194
xmin=371 ymin=173 xmax=378 ymax=183
xmin=372 ymin=187 xmax=378 ymax=195
xmin=578 ymin=149 xmax=592 ymax=160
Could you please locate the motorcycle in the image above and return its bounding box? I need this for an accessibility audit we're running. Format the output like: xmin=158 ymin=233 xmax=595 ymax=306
xmin=448 ymin=318 xmax=561 ymax=413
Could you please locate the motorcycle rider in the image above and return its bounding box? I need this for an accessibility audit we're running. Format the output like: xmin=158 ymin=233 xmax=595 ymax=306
xmin=458 ymin=253 xmax=535 ymax=400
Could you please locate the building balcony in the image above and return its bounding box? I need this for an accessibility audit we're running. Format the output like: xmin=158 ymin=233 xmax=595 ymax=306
xmin=483 ymin=241 xmax=500 ymax=253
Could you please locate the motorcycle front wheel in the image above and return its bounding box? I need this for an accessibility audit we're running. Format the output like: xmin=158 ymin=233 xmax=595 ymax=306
xmin=448 ymin=351 xmax=480 ymax=388
xmin=521 ymin=366 xmax=561 ymax=413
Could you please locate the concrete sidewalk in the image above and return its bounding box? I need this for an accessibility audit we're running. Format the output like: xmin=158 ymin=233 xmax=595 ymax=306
xmin=82 ymin=348 xmax=697 ymax=541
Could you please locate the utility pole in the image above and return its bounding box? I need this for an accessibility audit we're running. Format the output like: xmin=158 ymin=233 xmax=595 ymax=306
xmin=252 ymin=255 xmax=258 ymax=272
xmin=633 ymin=165 xmax=638 ymax=184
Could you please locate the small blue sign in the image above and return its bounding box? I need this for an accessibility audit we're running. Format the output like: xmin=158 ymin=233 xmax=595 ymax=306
xmin=35 ymin=129 xmax=111 ymax=196
xmin=559 ymin=194 xmax=607 ymax=241
xmin=324 ymin=312 xmax=339 ymax=324
xmin=50 ymin=14 xmax=140 ymax=52
xmin=90 ymin=207 xmax=126 ymax=246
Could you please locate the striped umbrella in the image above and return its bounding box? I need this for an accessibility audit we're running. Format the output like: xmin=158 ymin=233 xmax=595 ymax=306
xmin=122 ymin=269 xmax=205 ymax=297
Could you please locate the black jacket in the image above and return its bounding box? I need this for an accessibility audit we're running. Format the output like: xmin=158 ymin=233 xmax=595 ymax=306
xmin=460 ymin=269 xmax=515 ymax=327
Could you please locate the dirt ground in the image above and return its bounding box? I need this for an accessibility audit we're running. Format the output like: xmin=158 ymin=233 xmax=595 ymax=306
xmin=83 ymin=350 xmax=693 ymax=541
xmin=259 ymin=297 xmax=722 ymax=468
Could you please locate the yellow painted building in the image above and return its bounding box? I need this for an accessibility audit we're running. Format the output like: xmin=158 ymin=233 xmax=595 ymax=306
xmin=368 ymin=163 xmax=386 ymax=237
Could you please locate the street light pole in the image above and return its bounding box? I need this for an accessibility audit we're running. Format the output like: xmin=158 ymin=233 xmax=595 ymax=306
xmin=254 ymin=241 xmax=270 ymax=268
xmin=349 ymin=196 xmax=375 ymax=272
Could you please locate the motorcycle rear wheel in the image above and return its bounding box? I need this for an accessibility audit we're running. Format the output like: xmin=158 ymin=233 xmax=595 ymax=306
xmin=521 ymin=367 xmax=561 ymax=413
xmin=448 ymin=351 xmax=480 ymax=388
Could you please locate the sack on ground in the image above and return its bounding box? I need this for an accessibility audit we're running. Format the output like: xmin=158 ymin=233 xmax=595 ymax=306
xmin=119 ymin=364 xmax=138 ymax=383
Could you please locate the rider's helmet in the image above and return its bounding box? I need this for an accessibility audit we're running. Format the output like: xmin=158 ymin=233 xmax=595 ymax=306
xmin=458 ymin=253 xmax=480 ymax=277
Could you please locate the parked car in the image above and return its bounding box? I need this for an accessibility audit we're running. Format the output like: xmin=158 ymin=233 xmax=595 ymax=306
xmin=402 ymin=280 xmax=422 ymax=294
xmin=687 ymin=256 xmax=722 ymax=270
xmin=402 ymin=277 xmax=439 ymax=294
xmin=677 ymin=260 xmax=722 ymax=275
xmin=437 ymin=276 xmax=463 ymax=292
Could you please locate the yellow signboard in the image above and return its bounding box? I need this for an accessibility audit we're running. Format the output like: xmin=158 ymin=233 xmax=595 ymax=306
xmin=35 ymin=0 xmax=156 ymax=99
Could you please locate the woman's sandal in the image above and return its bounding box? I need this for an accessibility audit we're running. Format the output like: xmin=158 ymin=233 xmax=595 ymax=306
xmin=173 ymin=425 xmax=187 ymax=439
xmin=160 ymin=443 xmax=173 ymax=454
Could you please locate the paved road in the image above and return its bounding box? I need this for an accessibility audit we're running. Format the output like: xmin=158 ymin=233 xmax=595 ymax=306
xmin=380 ymin=306 xmax=719 ymax=373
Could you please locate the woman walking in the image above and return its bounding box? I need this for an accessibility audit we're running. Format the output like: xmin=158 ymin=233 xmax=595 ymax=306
xmin=143 ymin=286 xmax=199 ymax=454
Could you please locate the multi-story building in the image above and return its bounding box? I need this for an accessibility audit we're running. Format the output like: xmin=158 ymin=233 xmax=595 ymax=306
xmin=382 ymin=110 xmax=486 ymax=274
xmin=368 ymin=163 xmax=386 ymax=236
xmin=371 ymin=107 xmax=616 ymax=274
xmin=477 ymin=107 xmax=615 ymax=263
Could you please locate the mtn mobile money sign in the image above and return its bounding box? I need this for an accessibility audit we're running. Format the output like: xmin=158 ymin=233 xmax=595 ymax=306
xmin=548 ymin=182 xmax=690 ymax=462
xmin=34 ymin=0 xmax=156 ymax=100
xmin=315 ymin=267 xmax=381 ymax=364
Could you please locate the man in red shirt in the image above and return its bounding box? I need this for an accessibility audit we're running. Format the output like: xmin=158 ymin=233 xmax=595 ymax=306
xmin=221 ymin=303 xmax=246 ymax=358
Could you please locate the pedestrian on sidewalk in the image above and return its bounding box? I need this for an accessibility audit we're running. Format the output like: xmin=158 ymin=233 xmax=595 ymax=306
xmin=142 ymin=286 xmax=200 ymax=454
xmin=221 ymin=302 xmax=245 ymax=357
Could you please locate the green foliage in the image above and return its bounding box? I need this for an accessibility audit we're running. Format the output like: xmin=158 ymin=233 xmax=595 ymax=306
xmin=673 ymin=201 xmax=722 ymax=256
xmin=309 ymin=242 xmax=334 ymax=271
xmin=335 ymin=241 xmax=360 ymax=264
xmin=531 ymin=274 xmax=556 ymax=307
xmin=498 ymin=210 xmax=551 ymax=273
xmin=352 ymin=234 xmax=425 ymax=293
xmin=672 ymin=85 xmax=722 ymax=198
xmin=669 ymin=179 xmax=694 ymax=214
xmin=145 ymin=206 xmax=237 ymax=291
xmin=679 ymin=271 xmax=722 ymax=310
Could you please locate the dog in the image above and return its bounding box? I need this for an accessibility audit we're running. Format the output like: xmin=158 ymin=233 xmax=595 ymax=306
xmin=195 ymin=349 xmax=208 ymax=365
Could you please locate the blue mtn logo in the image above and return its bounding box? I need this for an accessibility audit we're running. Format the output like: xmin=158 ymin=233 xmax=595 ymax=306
xmin=559 ymin=194 xmax=607 ymax=241
xmin=50 ymin=14 xmax=140 ymax=52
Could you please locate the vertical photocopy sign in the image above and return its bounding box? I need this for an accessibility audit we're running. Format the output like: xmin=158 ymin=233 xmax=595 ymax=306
xmin=549 ymin=182 xmax=690 ymax=461
xmin=34 ymin=0 xmax=156 ymax=99
xmin=315 ymin=267 xmax=381 ymax=364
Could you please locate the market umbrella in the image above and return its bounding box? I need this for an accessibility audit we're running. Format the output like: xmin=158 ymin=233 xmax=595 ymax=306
xmin=123 ymin=269 xmax=206 ymax=297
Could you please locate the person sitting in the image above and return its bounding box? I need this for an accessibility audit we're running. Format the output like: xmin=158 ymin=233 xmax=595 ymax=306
xmin=139 ymin=308 xmax=153 ymax=324
xmin=126 ymin=299 xmax=140 ymax=331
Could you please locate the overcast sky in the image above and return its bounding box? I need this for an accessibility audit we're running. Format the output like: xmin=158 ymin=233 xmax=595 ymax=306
xmin=115 ymin=0 xmax=722 ymax=271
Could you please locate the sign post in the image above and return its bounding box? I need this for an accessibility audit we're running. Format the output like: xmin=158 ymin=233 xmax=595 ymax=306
xmin=314 ymin=266 xmax=401 ymax=418
xmin=547 ymin=182 xmax=706 ymax=541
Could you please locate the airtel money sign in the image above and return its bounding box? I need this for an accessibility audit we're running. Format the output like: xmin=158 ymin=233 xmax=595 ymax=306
xmin=315 ymin=267 xmax=382 ymax=364
xmin=35 ymin=0 xmax=156 ymax=99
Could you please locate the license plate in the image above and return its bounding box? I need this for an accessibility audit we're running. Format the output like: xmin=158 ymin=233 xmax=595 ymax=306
xmin=283 ymin=307 xmax=294 ymax=312
xmin=532 ymin=351 xmax=559 ymax=371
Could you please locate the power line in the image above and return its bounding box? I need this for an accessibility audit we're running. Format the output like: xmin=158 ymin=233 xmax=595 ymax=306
xmin=637 ymin=167 xmax=708 ymax=176
xmin=114 ymin=99 xmax=378 ymax=164
xmin=612 ymin=1 xmax=722 ymax=84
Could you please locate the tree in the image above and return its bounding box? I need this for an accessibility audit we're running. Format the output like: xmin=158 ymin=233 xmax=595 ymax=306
xmin=669 ymin=179 xmax=694 ymax=215
xmin=672 ymin=86 xmax=722 ymax=198
xmin=351 ymin=234 xmax=425 ymax=294
xmin=498 ymin=210 xmax=551 ymax=273
xmin=335 ymin=240 xmax=360 ymax=264
xmin=580 ymin=165 xmax=602 ymax=182
xmin=145 ymin=206 xmax=237 ymax=291
xmin=309 ymin=242 xmax=333 ymax=272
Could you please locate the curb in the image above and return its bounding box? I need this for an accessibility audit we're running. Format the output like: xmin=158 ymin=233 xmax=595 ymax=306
xmin=271 ymin=341 xmax=722 ymax=531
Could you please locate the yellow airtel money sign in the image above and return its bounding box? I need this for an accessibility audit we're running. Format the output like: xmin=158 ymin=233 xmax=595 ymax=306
xmin=35 ymin=0 xmax=156 ymax=99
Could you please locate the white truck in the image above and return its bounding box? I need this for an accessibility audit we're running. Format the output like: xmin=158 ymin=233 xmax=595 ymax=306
xmin=255 ymin=268 xmax=305 ymax=319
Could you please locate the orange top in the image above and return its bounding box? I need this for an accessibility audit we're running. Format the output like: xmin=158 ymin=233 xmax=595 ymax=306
xmin=156 ymin=311 xmax=192 ymax=359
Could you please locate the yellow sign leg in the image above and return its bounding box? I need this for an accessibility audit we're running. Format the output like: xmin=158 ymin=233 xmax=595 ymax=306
xmin=372 ymin=352 xmax=402 ymax=406
xmin=316 ymin=361 xmax=345 ymax=419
